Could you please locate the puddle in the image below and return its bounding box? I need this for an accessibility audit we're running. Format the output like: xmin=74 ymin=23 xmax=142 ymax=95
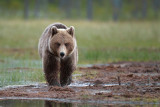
xmin=103 ymin=83 xmax=123 ymax=86
xmin=69 ymin=81 xmax=160 ymax=89
xmin=69 ymin=82 xmax=94 ymax=87
xmin=69 ymin=82 xmax=125 ymax=87
xmin=0 ymin=99 xmax=160 ymax=107
xmin=88 ymin=89 xmax=111 ymax=95
xmin=0 ymin=83 xmax=46 ymax=90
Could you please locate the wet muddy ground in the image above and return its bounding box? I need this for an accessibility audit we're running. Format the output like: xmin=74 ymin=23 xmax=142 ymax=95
xmin=0 ymin=62 xmax=160 ymax=105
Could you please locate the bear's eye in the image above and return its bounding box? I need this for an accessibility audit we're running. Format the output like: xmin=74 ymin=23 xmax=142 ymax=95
xmin=65 ymin=43 xmax=69 ymax=47
xmin=55 ymin=43 xmax=60 ymax=46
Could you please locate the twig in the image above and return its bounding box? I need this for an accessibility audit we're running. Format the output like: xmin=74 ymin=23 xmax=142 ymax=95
xmin=147 ymin=76 xmax=150 ymax=86
xmin=117 ymin=76 xmax=121 ymax=86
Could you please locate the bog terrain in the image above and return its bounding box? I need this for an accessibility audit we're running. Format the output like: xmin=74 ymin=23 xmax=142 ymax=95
xmin=0 ymin=62 xmax=160 ymax=106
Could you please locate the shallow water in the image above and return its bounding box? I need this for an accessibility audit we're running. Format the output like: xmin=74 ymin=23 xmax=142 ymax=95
xmin=69 ymin=82 xmax=94 ymax=87
xmin=69 ymin=82 xmax=126 ymax=87
xmin=0 ymin=99 xmax=160 ymax=107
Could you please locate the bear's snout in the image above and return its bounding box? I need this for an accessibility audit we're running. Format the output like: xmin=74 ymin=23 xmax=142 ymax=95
xmin=60 ymin=52 xmax=65 ymax=58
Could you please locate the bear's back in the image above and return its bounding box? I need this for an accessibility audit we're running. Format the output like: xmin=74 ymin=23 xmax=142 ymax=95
xmin=44 ymin=23 xmax=67 ymax=34
xmin=53 ymin=23 xmax=67 ymax=29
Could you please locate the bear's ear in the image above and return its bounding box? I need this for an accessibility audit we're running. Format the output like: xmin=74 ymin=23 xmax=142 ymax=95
xmin=67 ymin=26 xmax=75 ymax=37
xmin=50 ymin=26 xmax=58 ymax=36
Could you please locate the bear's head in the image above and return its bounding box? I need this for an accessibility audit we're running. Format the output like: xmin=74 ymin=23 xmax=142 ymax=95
xmin=48 ymin=26 xmax=76 ymax=59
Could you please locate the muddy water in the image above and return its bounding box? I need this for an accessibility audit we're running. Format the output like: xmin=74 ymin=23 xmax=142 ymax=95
xmin=0 ymin=99 xmax=160 ymax=107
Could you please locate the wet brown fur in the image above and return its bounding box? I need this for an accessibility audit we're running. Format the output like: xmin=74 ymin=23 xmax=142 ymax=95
xmin=38 ymin=23 xmax=78 ymax=86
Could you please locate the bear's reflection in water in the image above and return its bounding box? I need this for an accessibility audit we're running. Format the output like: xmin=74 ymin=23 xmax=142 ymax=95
xmin=44 ymin=101 xmax=73 ymax=107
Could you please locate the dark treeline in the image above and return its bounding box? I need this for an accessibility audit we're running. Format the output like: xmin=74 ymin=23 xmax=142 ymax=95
xmin=0 ymin=0 xmax=160 ymax=21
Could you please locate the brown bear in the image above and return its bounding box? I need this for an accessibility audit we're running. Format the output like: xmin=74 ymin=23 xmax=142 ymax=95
xmin=38 ymin=23 xmax=78 ymax=87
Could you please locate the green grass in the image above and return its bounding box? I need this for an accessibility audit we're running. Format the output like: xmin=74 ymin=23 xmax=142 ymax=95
xmin=0 ymin=19 xmax=160 ymax=86
xmin=0 ymin=19 xmax=160 ymax=63
xmin=0 ymin=59 xmax=44 ymax=87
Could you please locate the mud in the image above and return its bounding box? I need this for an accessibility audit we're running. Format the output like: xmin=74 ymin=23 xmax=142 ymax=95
xmin=0 ymin=62 xmax=160 ymax=104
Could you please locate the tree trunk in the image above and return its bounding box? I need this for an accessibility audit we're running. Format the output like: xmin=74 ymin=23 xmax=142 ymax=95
xmin=66 ymin=0 xmax=71 ymax=19
xmin=87 ymin=0 xmax=93 ymax=20
xmin=24 ymin=0 xmax=29 ymax=19
xmin=112 ymin=0 xmax=122 ymax=21
xmin=142 ymin=0 xmax=147 ymax=19
xmin=34 ymin=0 xmax=41 ymax=18
xmin=153 ymin=0 xmax=160 ymax=18
xmin=76 ymin=0 xmax=81 ymax=17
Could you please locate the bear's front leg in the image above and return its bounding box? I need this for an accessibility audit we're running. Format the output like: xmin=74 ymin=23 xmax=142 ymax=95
xmin=60 ymin=57 xmax=76 ymax=87
xmin=43 ymin=53 xmax=60 ymax=86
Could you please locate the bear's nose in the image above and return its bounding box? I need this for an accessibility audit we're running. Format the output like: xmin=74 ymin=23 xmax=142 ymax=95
xmin=60 ymin=52 xmax=65 ymax=57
